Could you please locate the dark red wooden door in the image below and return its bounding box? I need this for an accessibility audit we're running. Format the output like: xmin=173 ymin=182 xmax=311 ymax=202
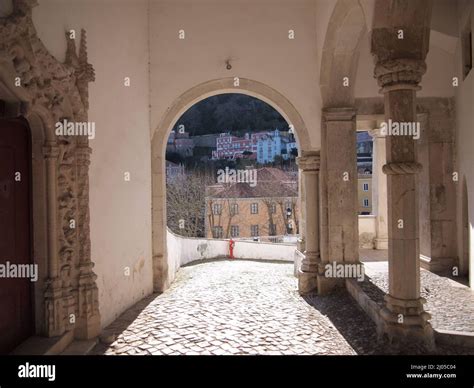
xmin=0 ymin=117 xmax=34 ymax=354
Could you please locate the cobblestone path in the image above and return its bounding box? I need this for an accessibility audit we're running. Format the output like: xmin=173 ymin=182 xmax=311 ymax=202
xmin=90 ymin=260 xmax=471 ymax=355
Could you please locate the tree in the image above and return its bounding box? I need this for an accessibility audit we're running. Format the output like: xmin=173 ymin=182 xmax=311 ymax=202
xmin=166 ymin=172 xmax=214 ymax=237
xmin=262 ymin=198 xmax=277 ymax=236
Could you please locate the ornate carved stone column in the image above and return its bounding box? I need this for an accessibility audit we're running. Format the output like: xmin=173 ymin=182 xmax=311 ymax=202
xmin=375 ymin=58 xmax=434 ymax=348
xmin=368 ymin=128 xmax=388 ymax=249
xmin=1 ymin=1 xmax=100 ymax=349
xmin=43 ymin=143 xmax=64 ymax=337
xmin=296 ymin=151 xmax=321 ymax=294
xmin=74 ymin=143 xmax=101 ymax=339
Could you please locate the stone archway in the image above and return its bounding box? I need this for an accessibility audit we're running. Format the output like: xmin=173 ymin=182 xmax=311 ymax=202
xmin=320 ymin=0 xmax=367 ymax=108
xmin=150 ymin=77 xmax=312 ymax=292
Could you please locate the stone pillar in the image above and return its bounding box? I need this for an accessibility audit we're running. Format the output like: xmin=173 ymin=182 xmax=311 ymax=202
xmin=319 ymin=108 xmax=359 ymax=294
xmin=43 ymin=143 xmax=64 ymax=337
xmin=297 ymin=167 xmax=305 ymax=252
xmin=74 ymin=143 xmax=101 ymax=339
xmin=368 ymin=128 xmax=388 ymax=249
xmin=296 ymin=151 xmax=321 ymax=294
xmin=417 ymin=104 xmax=457 ymax=274
xmin=375 ymin=59 xmax=434 ymax=348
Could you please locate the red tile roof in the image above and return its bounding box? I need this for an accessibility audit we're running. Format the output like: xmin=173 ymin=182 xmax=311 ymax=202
xmin=208 ymin=167 xmax=298 ymax=198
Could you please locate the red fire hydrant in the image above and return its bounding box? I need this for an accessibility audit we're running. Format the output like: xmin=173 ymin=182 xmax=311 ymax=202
xmin=229 ymin=238 xmax=235 ymax=259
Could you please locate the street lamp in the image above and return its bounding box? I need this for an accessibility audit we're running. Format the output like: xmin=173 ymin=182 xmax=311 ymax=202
xmin=286 ymin=207 xmax=292 ymax=234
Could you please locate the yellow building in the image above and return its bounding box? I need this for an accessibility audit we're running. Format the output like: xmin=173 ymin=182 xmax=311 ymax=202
xmin=357 ymin=174 xmax=372 ymax=215
xmin=205 ymin=168 xmax=299 ymax=239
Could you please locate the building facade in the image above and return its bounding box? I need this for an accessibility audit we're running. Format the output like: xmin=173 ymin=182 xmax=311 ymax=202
xmin=358 ymin=174 xmax=372 ymax=214
xmin=205 ymin=168 xmax=299 ymax=239
xmin=211 ymin=130 xmax=295 ymax=162
xmin=166 ymin=130 xmax=194 ymax=157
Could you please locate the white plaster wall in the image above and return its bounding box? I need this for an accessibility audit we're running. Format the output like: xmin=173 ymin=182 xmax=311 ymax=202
xmin=167 ymin=229 xmax=295 ymax=271
xmin=233 ymin=240 xmax=295 ymax=261
xmin=33 ymin=0 xmax=153 ymax=327
xmin=166 ymin=230 xmax=228 ymax=270
xmin=149 ymin=0 xmax=322 ymax=148
xmin=454 ymin=0 xmax=474 ymax=287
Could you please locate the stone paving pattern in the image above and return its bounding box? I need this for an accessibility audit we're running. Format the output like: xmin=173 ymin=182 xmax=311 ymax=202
xmin=361 ymin=269 xmax=474 ymax=334
xmin=91 ymin=260 xmax=473 ymax=356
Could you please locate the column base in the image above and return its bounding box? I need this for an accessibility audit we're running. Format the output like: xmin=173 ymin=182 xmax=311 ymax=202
xmin=296 ymin=238 xmax=305 ymax=252
xmin=375 ymin=237 xmax=388 ymax=250
xmin=294 ymin=250 xmax=304 ymax=277
xmin=316 ymin=274 xmax=344 ymax=295
xmin=298 ymin=269 xmax=318 ymax=295
xmin=420 ymin=254 xmax=456 ymax=275
xmin=378 ymin=294 xmax=435 ymax=352
xmin=75 ymin=315 xmax=101 ymax=340
xmin=44 ymin=278 xmax=66 ymax=338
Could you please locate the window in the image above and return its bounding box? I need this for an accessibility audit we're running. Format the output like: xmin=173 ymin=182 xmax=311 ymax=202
xmin=462 ymin=18 xmax=472 ymax=79
xmin=250 ymin=203 xmax=258 ymax=214
xmin=270 ymin=203 xmax=277 ymax=214
xmin=212 ymin=226 xmax=223 ymax=238
xmin=230 ymin=203 xmax=239 ymax=216
xmin=251 ymin=225 xmax=259 ymax=237
xmin=363 ymin=198 xmax=369 ymax=208
xmin=230 ymin=225 xmax=239 ymax=238
xmin=212 ymin=203 xmax=222 ymax=215
xmin=363 ymin=183 xmax=369 ymax=192
xmin=269 ymin=223 xmax=276 ymax=236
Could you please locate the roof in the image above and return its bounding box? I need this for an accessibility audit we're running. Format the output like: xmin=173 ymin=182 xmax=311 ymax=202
xmin=207 ymin=167 xmax=298 ymax=199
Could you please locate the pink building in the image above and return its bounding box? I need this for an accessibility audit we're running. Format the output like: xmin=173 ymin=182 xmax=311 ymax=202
xmin=212 ymin=131 xmax=271 ymax=160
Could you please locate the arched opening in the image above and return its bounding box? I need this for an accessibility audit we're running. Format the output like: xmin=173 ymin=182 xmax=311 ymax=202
xmin=151 ymin=78 xmax=310 ymax=292
xmin=166 ymin=93 xmax=299 ymax=241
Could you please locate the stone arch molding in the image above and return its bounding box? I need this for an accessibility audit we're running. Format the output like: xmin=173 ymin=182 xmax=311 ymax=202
xmin=0 ymin=0 xmax=100 ymax=343
xmin=319 ymin=0 xmax=368 ymax=108
xmin=150 ymin=77 xmax=311 ymax=292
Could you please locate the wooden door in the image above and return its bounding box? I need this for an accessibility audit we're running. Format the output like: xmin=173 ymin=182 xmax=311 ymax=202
xmin=0 ymin=117 xmax=34 ymax=354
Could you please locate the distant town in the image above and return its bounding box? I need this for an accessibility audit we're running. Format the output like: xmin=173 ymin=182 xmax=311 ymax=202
xmin=166 ymin=127 xmax=374 ymax=240
xmin=166 ymin=128 xmax=297 ymax=165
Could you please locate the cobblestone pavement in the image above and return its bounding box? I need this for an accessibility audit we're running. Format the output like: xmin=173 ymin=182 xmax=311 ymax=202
xmin=90 ymin=260 xmax=472 ymax=356
xmin=362 ymin=261 xmax=474 ymax=334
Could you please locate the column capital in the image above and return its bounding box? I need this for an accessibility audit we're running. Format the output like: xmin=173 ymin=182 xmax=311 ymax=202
xmin=374 ymin=58 xmax=426 ymax=91
xmin=322 ymin=107 xmax=356 ymax=122
xmin=368 ymin=127 xmax=386 ymax=139
xmin=296 ymin=151 xmax=320 ymax=171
